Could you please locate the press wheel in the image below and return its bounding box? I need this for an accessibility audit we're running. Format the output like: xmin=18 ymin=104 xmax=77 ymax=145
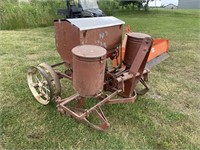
xmin=27 ymin=66 xmax=53 ymax=105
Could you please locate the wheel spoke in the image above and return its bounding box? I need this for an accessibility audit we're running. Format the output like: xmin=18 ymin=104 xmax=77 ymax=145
xmin=39 ymin=71 xmax=44 ymax=81
xmin=36 ymin=75 xmax=50 ymax=100
xmin=31 ymin=83 xmax=39 ymax=88
xmin=44 ymin=93 xmax=50 ymax=100
xmin=42 ymin=80 xmax=48 ymax=86
xmin=38 ymin=87 xmax=49 ymax=100
xmin=34 ymin=74 xmax=41 ymax=83
xmin=38 ymin=87 xmax=43 ymax=93
xmin=41 ymin=88 xmax=50 ymax=100
xmin=43 ymin=85 xmax=50 ymax=93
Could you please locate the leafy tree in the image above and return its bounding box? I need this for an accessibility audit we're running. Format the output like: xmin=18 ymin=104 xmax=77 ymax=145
xmin=118 ymin=0 xmax=150 ymax=11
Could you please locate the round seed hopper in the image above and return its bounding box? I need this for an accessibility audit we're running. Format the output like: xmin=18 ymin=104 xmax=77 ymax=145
xmin=124 ymin=32 xmax=151 ymax=67
xmin=72 ymin=45 xmax=107 ymax=97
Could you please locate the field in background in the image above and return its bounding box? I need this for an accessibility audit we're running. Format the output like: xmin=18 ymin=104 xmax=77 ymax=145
xmin=0 ymin=0 xmax=65 ymax=30
xmin=0 ymin=0 xmax=120 ymax=30
xmin=0 ymin=9 xmax=200 ymax=149
xmin=0 ymin=0 xmax=159 ymax=30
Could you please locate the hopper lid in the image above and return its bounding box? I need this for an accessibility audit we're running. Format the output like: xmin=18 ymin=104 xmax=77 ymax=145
xmin=72 ymin=45 xmax=107 ymax=58
xmin=127 ymin=32 xmax=151 ymax=39
xmin=67 ymin=16 xmax=125 ymax=31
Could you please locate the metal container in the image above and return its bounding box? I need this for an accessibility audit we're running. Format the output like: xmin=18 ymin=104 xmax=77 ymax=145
xmin=54 ymin=16 xmax=124 ymax=65
xmin=72 ymin=45 xmax=107 ymax=97
xmin=124 ymin=32 xmax=151 ymax=67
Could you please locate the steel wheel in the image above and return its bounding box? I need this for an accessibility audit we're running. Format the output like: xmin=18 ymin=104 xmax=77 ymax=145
xmin=38 ymin=63 xmax=61 ymax=97
xmin=27 ymin=66 xmax=53 ymax=105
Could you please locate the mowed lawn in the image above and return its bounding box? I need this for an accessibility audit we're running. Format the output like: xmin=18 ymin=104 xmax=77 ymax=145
xmin=0 ymin=9 xmax=200 ymax=149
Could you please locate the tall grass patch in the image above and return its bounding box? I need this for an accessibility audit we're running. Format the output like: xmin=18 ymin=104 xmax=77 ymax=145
xmin=0 ymin=0 xmax=65 ymax=30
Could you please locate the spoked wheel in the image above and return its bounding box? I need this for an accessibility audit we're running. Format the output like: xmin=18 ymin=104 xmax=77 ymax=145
xmin=27 ymin=66 xmax=53 ymax=105
xmin=38 ymin=63 xmax=61 ymax=97
xmin=27 ymin=63 xmax=61 ymax=105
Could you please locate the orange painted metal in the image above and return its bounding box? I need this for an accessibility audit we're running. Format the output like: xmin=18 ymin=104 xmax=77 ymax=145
xmin=147 ymin=39 xmax=169 ymax=62
xmin=112 ymin=38 xmax=169 ymax=66
xmin=112 ymin=26 xmax=169 ymax=67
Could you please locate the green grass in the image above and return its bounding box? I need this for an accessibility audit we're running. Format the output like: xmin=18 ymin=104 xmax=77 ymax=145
xmin=0 ymin=9 xmax=200 ymax=149
xmin=0 ymin=1 xmax=65 ymax=30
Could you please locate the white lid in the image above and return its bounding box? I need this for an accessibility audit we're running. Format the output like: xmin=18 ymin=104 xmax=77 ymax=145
xmin=67 ymin=16 xmax=125 ymax=31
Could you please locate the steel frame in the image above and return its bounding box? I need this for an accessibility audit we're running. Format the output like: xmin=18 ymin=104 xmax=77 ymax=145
xmin=40 ymin=37 xmax=153 ymax=131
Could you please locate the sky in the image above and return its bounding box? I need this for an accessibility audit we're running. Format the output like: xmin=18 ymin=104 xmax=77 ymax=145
xmin=162 ymin=0 xmax=179 ymax=5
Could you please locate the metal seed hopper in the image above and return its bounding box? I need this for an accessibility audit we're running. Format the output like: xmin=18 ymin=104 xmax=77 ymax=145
xmin=27 ymin=16 xmax=169 ymax=131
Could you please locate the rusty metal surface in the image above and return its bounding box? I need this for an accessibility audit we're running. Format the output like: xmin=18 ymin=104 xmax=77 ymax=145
xmin=123 ymin=37 xmax=153 ymax=97
xmin=79 ymin=26 xmax=122 ymax=54
xmin=72 ymin=45 xmax=107 ymax=97
xmin=56 ymin=90 xmax=120 ymax=131
xmin=104 ymin=36 xmax=153 ymax=98
xmin=127 ymin=32 xmax=151 ymax=39
xmin=54 ymin=20 xmax=80 ymax=65
xmin=54 ymin=18 xmax=123 ymax=65
xmin=106 ymin=90 xmax=137 ymax=104
xmin=124 ymin=32 xmax=151 ymax=67
xmin=72 ymin=45 xmax=107 ymax=58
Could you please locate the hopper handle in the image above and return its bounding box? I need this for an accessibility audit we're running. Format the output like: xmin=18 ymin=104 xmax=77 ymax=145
xmin=100 ymin=57 xmax=104 ymax=63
